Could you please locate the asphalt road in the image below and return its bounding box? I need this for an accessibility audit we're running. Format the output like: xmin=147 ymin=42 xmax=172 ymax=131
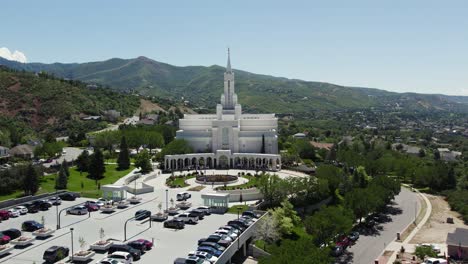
xmin=42 ymin=147 xmax=87 ymax=168
xmin=345 ymin=187 xmax=421 ymax=264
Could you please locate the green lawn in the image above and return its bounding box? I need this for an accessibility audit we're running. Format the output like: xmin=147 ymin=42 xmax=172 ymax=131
xmin=40 ymin=164 xmax=135 ymax=198
xmin=227 ymin=204 xmax=250 ymax=214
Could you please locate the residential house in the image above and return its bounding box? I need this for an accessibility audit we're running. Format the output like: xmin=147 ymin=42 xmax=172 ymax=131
xmin=9 ymin=144 xmax=34 ymax=159
xmin=0 ymin=146 xmax=9 ymax=159
xmin=447 ymin=228 xmax=468 ymax=260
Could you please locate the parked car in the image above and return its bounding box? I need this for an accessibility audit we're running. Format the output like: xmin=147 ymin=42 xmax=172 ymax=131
xmin=96 ymin=258 xmax=127 ymax=264
xmin=135 ymin=239 xmax=153 ymax=250
xmin=59 ymin=193 xmax=77 ymax=201
xmin=164 ymin=219 xmax=185 ymax=229
xmin=348 ymin=231 xmax=360 ymax=242
xmin=242 ymin=210 xmax=260 ymax=219
xmin=188 ymin=210 xmax=205 ymax=220
xmin=23 ymin=203 xmax=39 ymax=213
xmin=0 ymin=210 xmax=10 ymax=220
xmin=425 ymin=258 xmax=447 ymax=264
xmin=67 ymin=205 xmax=88 ymax=215
xmin=196 ymin=246 xmax=223 ymax=257
xmin=188 ymin=251 xmax=218 ymax=263
xmin=32 ymin=200 xmax=51 ymax=210
xmin=43 ymin=246 xmax=69 ymax=263
xmin=22 ymin=220 xmax=44 ymax=231
xmin=96 ymin=198 xmax=107 ymax=207
xmin=175 ymin=213 xmax=199 ymax=224
xmin=1 ymin=228 xmax=21 ymax=240
xmin=0 ymin=232 xmax=11 ymax=245
xmin=48 ymin=196 xmax=62 ymax=205
xmin=198 ymin=242 xmax=225 ymax=252
xmin=176 ymin=192 xmax=191 ymax=201
xmin=195 ymin=206 xmax=211 ymax=216
xmin=8 ymin=208 xmax=20 ymax=217
xmin=107 ymin=251 xmax=133 ymax=264
xmin=227 ymin=220 xmax=249 ymax=229
xmin=225 ymin=223 xmax=246 ymax=232
xmin=134 ymin=210 xmax=151 ymax=220
xmin=198 ymin=234 xmax=232 ymax=248
xmin=185 ymin=256 xmax=210 ymax=264
xmin=85 ymin=201 xmax=100 ymax=211
xmin=108 ymin=244 xmax=141 ymax=260
xmin=331 ymin=245 xmax=344 ymax=257
xmin=219 ymin=225 xmax=241 ymax=235
xmin=14 ymin=205 xmax=28 ymax=214
xmin=127 ymin=240 xmax=146 ymax=252
xmin=214 ymin=229 xmax=238 ymax=239
xmin=336 ymin=236 xmax=351 ymax=249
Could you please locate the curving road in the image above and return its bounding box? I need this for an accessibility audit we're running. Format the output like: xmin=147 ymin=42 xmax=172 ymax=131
xmin=344 ymin=187 xmax=421 ymax=264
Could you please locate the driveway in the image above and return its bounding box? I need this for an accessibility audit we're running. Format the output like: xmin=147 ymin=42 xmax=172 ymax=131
xmin=42 ymin=147 xmax=88 ymax=168
xmin=342 ymin=188 xmax=421 ymax=264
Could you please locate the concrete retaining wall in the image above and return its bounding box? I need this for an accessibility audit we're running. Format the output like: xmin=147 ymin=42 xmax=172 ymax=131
xmin=217 ymin=188 xmax=263 ymax=202
xmin=0 ymin=190 xmax=69 ymax=209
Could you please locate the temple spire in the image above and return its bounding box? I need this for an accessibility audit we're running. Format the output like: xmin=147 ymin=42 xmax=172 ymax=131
xmin=226 ymin=48 xmax=232 ymax=72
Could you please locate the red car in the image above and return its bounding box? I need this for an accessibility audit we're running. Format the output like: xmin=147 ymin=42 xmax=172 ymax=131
xmin=0 ymin=210 xmax=10 ymax=221
xmin=136 ymin=239 xmax=153 ymax=250
xmin=336 ymin=236 xmax=351 ymax=249
xmin=0 ymin=233 xmax=10 ymax=245
xmin=85 ymin=204 xmax=99 ymax=212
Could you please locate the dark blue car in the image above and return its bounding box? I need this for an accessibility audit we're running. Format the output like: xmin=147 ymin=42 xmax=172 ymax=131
xmin=22 ymin=220 xmax=43 ymax=232
xmin=197 ymin=246 xmax=223 ymax=257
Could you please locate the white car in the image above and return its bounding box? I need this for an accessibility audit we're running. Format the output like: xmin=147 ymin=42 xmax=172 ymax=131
xmin=14 ymin=206 xmax=28 ymax=214
xmin=425 ymin=258 xmax=447 ymax=264
xmin=96 ymin=258 xmax=126 ymax=264
xmin=48 ymin=196 xmax=62 ymax=205
xmin=214 ymin=229 xmax=238 ymax=239
xmin=188 ymin=251 xmax=218 ymax=263
xmin=67 ymin=205 xmax=88 ymax=215
xmin=107 ymin=251 xmax=133 ymax=264
xmin=175 ymin=213 xmax=198 ymax=224
xmin=7 ymin=209 xmax=20 ymax=217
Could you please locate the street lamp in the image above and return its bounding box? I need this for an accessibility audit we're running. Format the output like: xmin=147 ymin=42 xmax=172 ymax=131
xmin=165 ymin=189 xmax=168 ymax=211
xmin=70 ymin=228 xmax=74 ymax=261
xmin=237 ymin=206 xmax=243 ymax=220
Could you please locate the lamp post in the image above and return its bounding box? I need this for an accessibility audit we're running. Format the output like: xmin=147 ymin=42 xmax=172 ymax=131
xmin=55 ymin=175 xmax=59 ymax=230
xmin=165 ymin=189 xmax=168 ymax=211
xmin=70 ymin=228 xmax=74 ymax=261
xmin=237 ymin=206 xmax=242 ymax=220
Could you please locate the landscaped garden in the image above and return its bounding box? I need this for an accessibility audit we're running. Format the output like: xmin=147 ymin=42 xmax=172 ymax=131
xmin=40 ymin=164 xmax=135 ymax=198
xmin=165 ymin=173 xmax=197 ymax=188
xmin=216 ymin=174 xmax=260 ymax=190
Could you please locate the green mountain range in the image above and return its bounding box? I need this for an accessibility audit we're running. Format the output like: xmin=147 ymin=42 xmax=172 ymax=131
xmin=1 ymin=56 xmax=468 ymax=115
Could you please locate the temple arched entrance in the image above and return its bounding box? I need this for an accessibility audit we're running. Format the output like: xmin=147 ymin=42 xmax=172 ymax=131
xmin=219 ymin=155 xmax=229 ymax=169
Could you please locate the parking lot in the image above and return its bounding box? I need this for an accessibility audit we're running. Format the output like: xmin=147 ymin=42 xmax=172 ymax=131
xmin=0 ymin=188 xmax=237 ymax=263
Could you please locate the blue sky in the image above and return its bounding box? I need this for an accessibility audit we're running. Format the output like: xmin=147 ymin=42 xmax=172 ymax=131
xmin=2 ymin=0 xmax=468 ymax=95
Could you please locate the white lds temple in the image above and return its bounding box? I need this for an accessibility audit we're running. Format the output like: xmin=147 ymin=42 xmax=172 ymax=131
xmin=164 ymin=50 xmax=281 ymax=171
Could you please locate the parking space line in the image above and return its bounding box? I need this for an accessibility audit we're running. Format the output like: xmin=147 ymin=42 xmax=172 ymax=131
xmin=94 ymin=197 xmax=157 ymax=220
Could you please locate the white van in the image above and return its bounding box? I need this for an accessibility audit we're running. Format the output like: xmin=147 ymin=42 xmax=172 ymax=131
xmin=425 ymin=258 xmax=447 ymax=264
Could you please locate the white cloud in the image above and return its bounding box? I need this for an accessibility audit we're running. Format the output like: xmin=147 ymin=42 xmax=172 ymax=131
xmin=0 ymin=47 xmax=27 ymax=63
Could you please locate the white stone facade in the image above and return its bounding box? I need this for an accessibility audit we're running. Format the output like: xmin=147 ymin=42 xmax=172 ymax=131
xmin=164 ymin=50 xmax=281 ymax=171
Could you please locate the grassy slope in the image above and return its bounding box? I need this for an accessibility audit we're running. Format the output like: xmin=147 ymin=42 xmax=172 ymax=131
xmin=40 ymin=164 xmax=135 ymax=198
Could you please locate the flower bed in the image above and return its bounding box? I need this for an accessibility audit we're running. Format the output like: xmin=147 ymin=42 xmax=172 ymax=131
xmin=11 ymin=236 xmax=35 ymax=246
xmin=165 ymin=207 xmax=179 ymax=215
xmin=176 ymin=201 xmax=192 ymax=209
xmin=90 ymin=240 xmax=113 ymax=251
xmin=128 ymin=196 xmax=142 ymax=204
xmin=73 ymin=250 xmax=95 ymax=261
xmin=150 ymin=212 xmax=168 ymax=221
xmin=0 ymin=245 xmax=12 ymax=256
xmin=195 ymin=174 xmax=238 ymax=185
xmin=32 ymin=228 xmax=55 ymax=238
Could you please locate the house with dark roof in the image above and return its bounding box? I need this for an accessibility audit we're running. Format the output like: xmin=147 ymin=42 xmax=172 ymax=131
xmin=446 ymin=228 xmax=468 ymax=260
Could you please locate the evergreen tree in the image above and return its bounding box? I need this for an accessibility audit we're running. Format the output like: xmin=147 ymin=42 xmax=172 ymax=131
xmin=76 ymin=150 xmax=90 ymax=172
xmin=23 ymin=164 xmax=39 ymax=195
xmin=55 ymin=165 xmax=68 ymax=189
xmin=447 ymin=166 xmax=456 ymax=189
xmin=117 ymin=136 xmax=130 ymax=170
xmin=61 ymin=160 xmax=70 ymax=177
xmin=89 ymin=148 xmax=105 ymax=181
